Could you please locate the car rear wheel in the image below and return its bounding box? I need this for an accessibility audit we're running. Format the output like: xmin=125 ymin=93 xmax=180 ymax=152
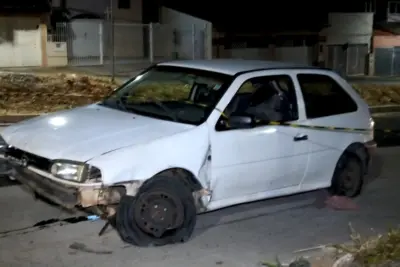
xmin=114 ymin=175 xmax=197 ymax=247
xmin=329 ymin=154 xmax=363 ymax=198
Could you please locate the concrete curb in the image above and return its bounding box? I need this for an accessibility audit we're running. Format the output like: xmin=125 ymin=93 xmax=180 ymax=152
xmin=369 ymin=105 xmax=400 ymax=113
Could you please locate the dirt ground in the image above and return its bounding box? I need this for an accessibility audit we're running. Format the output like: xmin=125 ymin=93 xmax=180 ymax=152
xmin=1 ymin=73 xmax=400 ymax=115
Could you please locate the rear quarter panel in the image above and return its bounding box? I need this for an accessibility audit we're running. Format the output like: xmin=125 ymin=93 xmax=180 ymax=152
xmin=290 ymin=69 xmax=372 ymax=189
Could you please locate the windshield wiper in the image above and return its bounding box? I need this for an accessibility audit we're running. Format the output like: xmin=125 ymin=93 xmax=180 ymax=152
xmin=148 ymin=100 xmax=178 ymax=122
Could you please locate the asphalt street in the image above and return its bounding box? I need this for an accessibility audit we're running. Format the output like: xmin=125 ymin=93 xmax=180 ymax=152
xmin=0 ymin=113 xmax=399 ymax=267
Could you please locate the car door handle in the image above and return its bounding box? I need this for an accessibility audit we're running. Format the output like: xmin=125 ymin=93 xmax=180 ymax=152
xmin=293 ymin=134 xmax=308 ymax=142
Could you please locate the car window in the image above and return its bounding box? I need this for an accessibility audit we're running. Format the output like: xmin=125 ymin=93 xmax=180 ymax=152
xmin=101 ymin=66 xmax=233 ymax=125
xmin=297 ymin=74 xmax=358 ymax=119
xmin=221 ymin=75 xmax=299 ymax=126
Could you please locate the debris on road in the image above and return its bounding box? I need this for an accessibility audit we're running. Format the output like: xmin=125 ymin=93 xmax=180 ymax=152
xmin=313 ymin=190 xmax=359 ymax=210
xmin=324 ymin=196 xmax=359 ymax=210
xmin=69 ymin=242 xmax=113 ymax=255
xmin=33 ymin=215 xmax=100 ymax=229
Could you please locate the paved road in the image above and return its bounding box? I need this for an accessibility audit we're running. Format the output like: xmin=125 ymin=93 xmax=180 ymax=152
xmin=0 ymin=115 xmax=399 ymax=267
xmin=0 ymin=147 xmax=397 ymax=267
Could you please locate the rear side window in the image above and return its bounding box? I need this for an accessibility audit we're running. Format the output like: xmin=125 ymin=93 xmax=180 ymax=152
xmin=297 ymin=74 xmax=358 ymax=119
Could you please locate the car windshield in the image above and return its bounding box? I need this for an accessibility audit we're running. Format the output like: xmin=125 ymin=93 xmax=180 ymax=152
xmin=100 ymin=65 xmax=233 ymax=125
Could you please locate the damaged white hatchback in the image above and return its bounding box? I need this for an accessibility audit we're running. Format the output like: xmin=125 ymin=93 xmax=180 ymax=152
xmin=0 ymin=59 xmax=376 ymax=246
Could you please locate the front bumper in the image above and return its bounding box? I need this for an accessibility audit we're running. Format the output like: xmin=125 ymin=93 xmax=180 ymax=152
xmin=7 ymin=161 xmax=79 ymax=209
xmin=0 ymin=152 xmax=126 ymax=210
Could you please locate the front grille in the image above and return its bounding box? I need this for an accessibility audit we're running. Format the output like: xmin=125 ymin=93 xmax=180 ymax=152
xmin=5 ymin=147 xmax=102 ymax=181
xmin=5 ymin=147 xmax=51 ymax=172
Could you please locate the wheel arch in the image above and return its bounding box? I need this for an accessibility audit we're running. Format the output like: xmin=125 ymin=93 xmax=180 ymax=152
xmin=146 ymin=167 xmax=204 ymax=192
xmin=341 ymin=142 xmax=369 ymax=174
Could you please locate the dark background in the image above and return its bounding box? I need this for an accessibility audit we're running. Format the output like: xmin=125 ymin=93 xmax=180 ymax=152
xmin=0 ymin=0 xmax=389 ymax=32
xmin=145 ymin=0 xmax=389 ymax=32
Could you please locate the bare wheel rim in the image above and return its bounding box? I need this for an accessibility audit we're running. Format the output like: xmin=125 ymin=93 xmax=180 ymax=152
xmin=338 ymin=160 xmax=361 ymax=196
xmin=133 ymin=191 xmax=184 ymax=238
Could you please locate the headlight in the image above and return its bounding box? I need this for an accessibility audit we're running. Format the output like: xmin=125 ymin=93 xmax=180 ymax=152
xmin=50 ymin=161 xmax=87 ymax=181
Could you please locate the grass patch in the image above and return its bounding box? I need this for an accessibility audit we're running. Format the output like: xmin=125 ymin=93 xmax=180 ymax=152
xmin=2 ymin=73 xmax=400 ymax=115
xmin=334 ymin=224 xmax=400 ymax=267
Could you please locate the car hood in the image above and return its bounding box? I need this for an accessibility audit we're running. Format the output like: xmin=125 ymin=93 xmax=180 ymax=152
xmin=1 ymin=104 xmax=194 ymax=162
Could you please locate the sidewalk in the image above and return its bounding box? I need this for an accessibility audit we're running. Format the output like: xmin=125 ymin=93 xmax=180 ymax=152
xmin=0 ymin=63 xmax=147 ymax=80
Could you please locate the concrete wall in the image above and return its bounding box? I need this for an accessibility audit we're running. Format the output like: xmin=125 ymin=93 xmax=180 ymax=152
xmin=320 ymin=12 xmax=374 ymax=48
xmin=215 ymin=46 xmax=314 ymax=65
xmin=159 ymin=7 xmax=212 ymax=60
xmin=109 ymin=22 xmax=145 ymax=60
xmin=374 ymin=35 xmax=400 ymax=48
xmin=0 ymin=16 xmax=43 ymax=67
xmin=46 ymin=42 xmax=68 ymax=66
xmin=275 ymin=47 xmax=314 ymax=65
xmin=229 ymin=48 xmax=273 ymax=60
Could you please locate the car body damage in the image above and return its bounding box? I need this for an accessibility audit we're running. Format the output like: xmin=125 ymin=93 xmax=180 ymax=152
xmin=78 ymin=122 xmax=213 ymax=211
xmin=0 ymin=106 xmax=213 ymax=212
xmin=0 ymin=60 xmax=377 ymax=247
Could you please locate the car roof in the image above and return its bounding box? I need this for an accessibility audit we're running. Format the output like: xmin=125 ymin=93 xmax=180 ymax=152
xmin=157 ymin=59 xmax=321 ymax=76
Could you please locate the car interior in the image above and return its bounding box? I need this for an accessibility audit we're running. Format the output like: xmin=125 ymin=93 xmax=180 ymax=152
xmin=224 ymin=78 xmax=298 ymax=122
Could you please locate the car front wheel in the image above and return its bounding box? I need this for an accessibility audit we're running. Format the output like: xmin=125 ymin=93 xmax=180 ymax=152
xmin=114 ymin=175 xmax=197 ymax=247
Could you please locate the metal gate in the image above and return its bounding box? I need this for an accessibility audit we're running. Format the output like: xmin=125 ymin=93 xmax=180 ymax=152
xmin=326 ymin=44 xmax=368 ymax=76
xmin=374 ymin=47 xmax=400 ymax=76
xmin=326 ymin=45 xmax=347 ymax=76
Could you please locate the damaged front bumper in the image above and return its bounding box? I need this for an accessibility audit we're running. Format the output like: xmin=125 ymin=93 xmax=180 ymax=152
xmin=10 ymin=163 xmax=79 ymax=208
xmin=0 ymin=153 xmax=128 ymax=211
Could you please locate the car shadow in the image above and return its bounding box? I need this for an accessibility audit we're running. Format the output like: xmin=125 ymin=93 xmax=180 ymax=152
xmin=192 ymin=190 xmax=324 ymax=239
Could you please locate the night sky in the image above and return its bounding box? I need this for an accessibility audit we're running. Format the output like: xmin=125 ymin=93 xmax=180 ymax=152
xmin=144 ymin=0 xmax=389 ymax=32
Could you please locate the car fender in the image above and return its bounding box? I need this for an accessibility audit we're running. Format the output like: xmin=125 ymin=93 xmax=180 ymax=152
xmin=87 ymin=123 xmax=210 ymax=187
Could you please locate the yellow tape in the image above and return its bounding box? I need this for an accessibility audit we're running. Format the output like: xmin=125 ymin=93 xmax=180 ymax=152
xmin=108 ymin=99 xmax=397 ymax=133
xmin=262 ymin=122 xmax=399 ymax=133
xmin=262 ymin=121 xmax=371 ymax=133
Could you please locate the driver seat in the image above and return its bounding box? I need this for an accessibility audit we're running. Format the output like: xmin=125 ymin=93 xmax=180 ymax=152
xmin=246 ymin=83 xmax=284 ymax=121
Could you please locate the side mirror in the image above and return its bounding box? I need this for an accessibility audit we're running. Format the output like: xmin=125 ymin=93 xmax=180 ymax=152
xmin=228 ymin=115 xmax=256 ymax=129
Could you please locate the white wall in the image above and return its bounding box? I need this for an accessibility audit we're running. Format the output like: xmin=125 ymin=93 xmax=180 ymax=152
xmin=229 ymin=48 xmax=273 ymax=60
xmin=160 ymin=7 xmax=212 ymax=59
xmin=0 ymin=16 xmax=42 ymax=67
xmin=275 ymin=47 xmax=314 ymax=65
xmin=320 ymin=13 xmax=374 ymax=48
xmin=215 ymin=46 xmax=314 ymax=65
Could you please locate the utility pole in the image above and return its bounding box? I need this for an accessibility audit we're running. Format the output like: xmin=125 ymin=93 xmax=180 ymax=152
xmin=109 ymin=0 xmax=115 ymax=82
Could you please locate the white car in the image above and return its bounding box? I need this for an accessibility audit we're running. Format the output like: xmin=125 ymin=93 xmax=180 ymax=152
xmin=0 ymin=59 xmax=376 ymax=246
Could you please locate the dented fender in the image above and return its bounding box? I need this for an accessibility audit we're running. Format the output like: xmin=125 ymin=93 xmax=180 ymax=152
xmin=87 ymin=123 xmax=211 ymax=188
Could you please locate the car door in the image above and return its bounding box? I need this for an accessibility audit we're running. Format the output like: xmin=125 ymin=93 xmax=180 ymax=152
xmin=292 ymin=70 xmax=361 ymax=190
xmin=207 ymin=70 xmax=310 ymax=203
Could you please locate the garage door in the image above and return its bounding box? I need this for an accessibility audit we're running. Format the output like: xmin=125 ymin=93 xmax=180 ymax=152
xmin=12 ymin=29 xmax=42 ymax=67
